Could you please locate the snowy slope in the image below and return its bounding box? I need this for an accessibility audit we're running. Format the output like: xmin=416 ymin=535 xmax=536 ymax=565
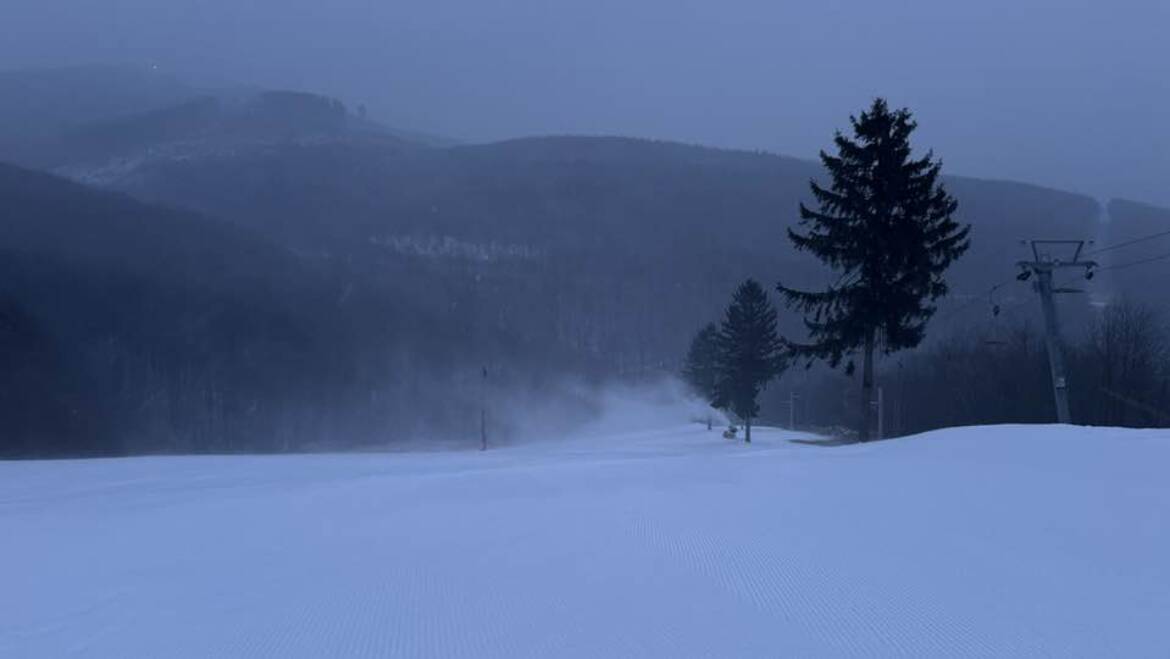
xmin=1 ymin=424 xmax=1168 ymax=657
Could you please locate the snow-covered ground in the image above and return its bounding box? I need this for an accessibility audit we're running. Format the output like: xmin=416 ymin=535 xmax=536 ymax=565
xmin=2 ymin=424 xmax=1168 ymax=657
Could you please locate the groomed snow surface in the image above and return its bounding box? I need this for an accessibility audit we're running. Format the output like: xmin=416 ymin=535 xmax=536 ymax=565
xmin=2 ymin=424 xmax=1168 ymax=657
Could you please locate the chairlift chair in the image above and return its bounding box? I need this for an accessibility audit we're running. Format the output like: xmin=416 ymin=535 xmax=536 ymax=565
xmin=984 ymin=290 xmax=1008 ymax=347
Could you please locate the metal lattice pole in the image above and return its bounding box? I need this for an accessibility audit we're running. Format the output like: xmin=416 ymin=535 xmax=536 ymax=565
xmin=1017 ymin=240 xmax=1097 ymax=424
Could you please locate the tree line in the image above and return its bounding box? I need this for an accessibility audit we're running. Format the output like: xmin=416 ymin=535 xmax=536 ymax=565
xmin=885 ymin=301 xmax=1170 ymax=434
xmin=684 ymin=97 xmax=1170 ymax=440
xmin=684 ymin=99 xmax=970 ymax=441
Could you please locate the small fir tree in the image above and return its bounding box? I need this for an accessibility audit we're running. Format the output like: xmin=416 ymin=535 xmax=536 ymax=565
xmin=714 ymin=279 xmax=786 ymax=443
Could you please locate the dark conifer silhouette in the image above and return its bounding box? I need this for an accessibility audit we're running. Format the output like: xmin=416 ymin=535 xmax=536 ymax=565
xmin=682 ymin=323 xmax=720 ymax=429
xmin=714 ymin=279 xmax=785 ymax=443
xmin=778 ymin=98 xmax=970 ymax=441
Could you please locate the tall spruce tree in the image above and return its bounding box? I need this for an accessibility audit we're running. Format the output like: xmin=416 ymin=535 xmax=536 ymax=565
xmin=714 ymin=279 xmax=785 ymax=443
xmin=778 ymin=98 xmax=970 ymax=441
xmin=682 ymin=323 xmax=720 ymax=429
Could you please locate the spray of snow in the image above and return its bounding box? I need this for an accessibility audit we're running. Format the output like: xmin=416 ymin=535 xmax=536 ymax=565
xmin=490 ymin=377 xmax=728 ymax=446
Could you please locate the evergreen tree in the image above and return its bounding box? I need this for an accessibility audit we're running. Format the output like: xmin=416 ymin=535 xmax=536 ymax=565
xmin=714 ymin=279 xmax=785 ymax=443
xmin=778 ymin=98 xmax=970 ymax=441
xmin=682 ymin=323 xmax=720 ymax=429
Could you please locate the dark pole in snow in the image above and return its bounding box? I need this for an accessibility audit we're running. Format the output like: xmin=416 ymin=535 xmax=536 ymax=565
xmin=1036 ymin=268 xmax=1072 ymax=423
xmin=789 ymin=391 xmax=797 ymax=430
xmin=480 ymin=366 xmax=488 ymax=451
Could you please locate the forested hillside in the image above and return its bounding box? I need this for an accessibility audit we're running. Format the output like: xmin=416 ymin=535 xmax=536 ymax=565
xmin=0 ymin=164 xmax=523 ymax=456
xmin=77 ymin=129 xmax=1107 ymax=358
xmin=5 ymin=70 xmax=1169 ymax=455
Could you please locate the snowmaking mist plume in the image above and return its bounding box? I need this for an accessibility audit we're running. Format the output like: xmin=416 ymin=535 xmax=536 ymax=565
xmin=335 ymin=375 xmax=728 ymax=454
xmin=487 ymin=377 xmax=729 ymax=447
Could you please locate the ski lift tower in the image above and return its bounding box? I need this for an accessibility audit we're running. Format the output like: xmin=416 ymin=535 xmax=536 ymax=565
xmin=1016 ymin=240 xmax=1097 ymax=424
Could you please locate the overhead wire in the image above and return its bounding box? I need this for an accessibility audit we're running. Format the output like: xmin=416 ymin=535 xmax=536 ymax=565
xmin=1097 ymin=250 xmax=1170 ymax=272
xmin=898 ymin=228 xmax=1170 ymax=327
xmin=1082 ymin=229 xmax=1170 ymax=258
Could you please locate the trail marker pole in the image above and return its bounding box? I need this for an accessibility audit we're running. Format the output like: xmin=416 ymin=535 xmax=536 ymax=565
xmin=480 ymin=366 xmax=488 ymax=451
xmin=789 ymin=391 xmax=797 ymax=430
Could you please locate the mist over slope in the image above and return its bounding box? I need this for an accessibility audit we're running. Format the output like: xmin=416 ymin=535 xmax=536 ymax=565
xmin=4 ymin=66 xmax=1169 ymax=455
xmin=0 ymin=163 xmax=562 ymax=457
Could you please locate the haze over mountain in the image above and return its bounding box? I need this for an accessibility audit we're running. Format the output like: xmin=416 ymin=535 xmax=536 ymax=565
xmin=2 ymin=6 xmax=1169 ymax=456
xmin=5 ymin=8 xmax=1170 ymax=657
xmin=7 ymin=66 xmax=1169 ymax=456
xmin=3 ymin=0 xmax=1167 ymax=206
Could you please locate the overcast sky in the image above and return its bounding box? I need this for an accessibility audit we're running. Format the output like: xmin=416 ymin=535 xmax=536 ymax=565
xmin=3 ymin=0 xmax=1168 ymax=206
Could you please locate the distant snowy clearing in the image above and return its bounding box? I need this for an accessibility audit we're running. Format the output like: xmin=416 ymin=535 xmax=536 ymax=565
xmin=2 ymin=424 xmax=1168 ymax=657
